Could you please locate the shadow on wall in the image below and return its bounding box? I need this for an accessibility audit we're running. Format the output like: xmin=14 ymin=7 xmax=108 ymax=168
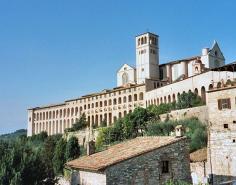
xmin=210 ymin=174 xmax=236 ymax=185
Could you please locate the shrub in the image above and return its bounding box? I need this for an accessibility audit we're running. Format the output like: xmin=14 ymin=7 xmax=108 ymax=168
xmin=65 ymin=136 xmax=80 ymax=161
xmin=176 ymin=91 xmax=204 ymax=109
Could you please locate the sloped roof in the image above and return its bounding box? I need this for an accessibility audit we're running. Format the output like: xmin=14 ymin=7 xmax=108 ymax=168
xmin=66 ymin=136 xmax=187 ymax=171
xmin=160 ymin=56 xmax=199 ymax=67
xmin=190 ymin=147 xmax=207 ymax=162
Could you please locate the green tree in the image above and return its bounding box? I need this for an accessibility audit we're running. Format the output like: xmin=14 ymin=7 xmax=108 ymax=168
xmin=176 ymin=91 xmax=204 ymax=109
xmin=65 ymin=136 xmax=80 ymax=161
xmin=66 ymin=113 xmax=88 ymax=132
xmin=53 ymin=138 xmax=67 ymax=175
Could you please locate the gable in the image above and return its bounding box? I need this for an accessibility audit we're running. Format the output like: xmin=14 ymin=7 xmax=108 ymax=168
xmin=209 ymin=41 xmax=225 ymax=60
xmin=117 ymin=64 xmax=135 ymax=73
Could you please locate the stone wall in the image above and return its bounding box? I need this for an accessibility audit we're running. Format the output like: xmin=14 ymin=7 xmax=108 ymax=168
xmin=105 ymin=138 xmax=191 ymax=185
xmin=159 ymin=106 xmax=208 ymax=124
xmin=64 ymin=128 xmax=99 ymax=148
xmin=207 ymin=86 xmax=236 ymax=184
xmin=190 ymin=162 xmax=208 ymax=184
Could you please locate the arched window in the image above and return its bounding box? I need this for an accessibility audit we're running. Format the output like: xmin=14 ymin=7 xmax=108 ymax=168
xmin=139 ymin=92 xmax=144 ymax=100
xmin=100 ymin=101 xmax=103 ymax=107
xmin=217 ymin=82 xmax=221 ymax=88
xmin=201 ymin=86 xmax=206 ymax=103
xmin=138 ymin=38 xmax=140 ymax=45
xmin=209 ymin=84 xmax=213 ymax=90
xmin=118 ymin=97 xmax=122 ymax=104
xmin=123 ymin=96 xmax=127 ymax=103
xmin=144 ymin=36 xmax=147 ymax=44
xmin=128 ymin=95 xmax=132 ymax=102
xmin=119 ymin=112 xmax=122 ymax=118
xmin=168 ymin=95 xmax=171 ymax=103
xmin=113 ymin=98 xmax=117 ymax=105
xmin=141 ymin=37 xmax=144 ymax=44
xmin=134 ymin=94 xmax=137 ymax=101
xmin=172 ymin=94 xmax=176 ymax=102
xmin=63 ymin=109 xmax=66 ymax=117
xmin=75 ymin=107 xmax=78 ymax=116
xmin=104 ymin=100 xmax=107 ymax=106
xmin=122 ymin=72 xmax=129 ymax=85
xmin=71 ymin=108 xmax=74 ymax=116
xmin=109 ymin=99 xmax=112 ymax=106
xmin=194 ymin=88 xmax=198 ymax=95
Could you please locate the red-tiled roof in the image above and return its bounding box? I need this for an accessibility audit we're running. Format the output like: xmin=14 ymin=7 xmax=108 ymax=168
xmin=190 ymin=147 xmax=207 ymax=162
xmin=66 ymin=136 xmax=187 ymax=171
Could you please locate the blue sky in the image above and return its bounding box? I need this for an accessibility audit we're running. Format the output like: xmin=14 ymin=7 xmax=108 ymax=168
xmin=0 ymin=0 xmax=236 ymax=134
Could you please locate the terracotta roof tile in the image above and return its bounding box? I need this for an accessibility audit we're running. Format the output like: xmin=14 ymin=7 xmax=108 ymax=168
xmin=66 ymin=136 xmax=187 ymax=171
xmin=190 ymin=147 xmax=207 ymax=162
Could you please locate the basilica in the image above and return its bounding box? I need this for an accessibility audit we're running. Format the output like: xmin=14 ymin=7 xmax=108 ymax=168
xmin=27 ymin=32 xmax=231 ymax=136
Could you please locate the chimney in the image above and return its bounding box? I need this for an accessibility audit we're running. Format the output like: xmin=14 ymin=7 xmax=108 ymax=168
xmin=175 ymin=125 xmax=185 ymax=137
xmin=87 ymin=140 xmax=96 ymax=156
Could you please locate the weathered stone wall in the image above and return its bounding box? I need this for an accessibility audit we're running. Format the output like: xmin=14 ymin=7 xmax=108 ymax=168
xmin=64 ymin=128 xmax=99 ymax=148
xmin=207 ymin=86 xmax=236 ymax=184
xmin=190 ymin=162 xmax=208 ymax=184
xmin=159 ymin=105 xmax=208 ymax=124
xmin=105 ymin=138 xmax=191 ymax=185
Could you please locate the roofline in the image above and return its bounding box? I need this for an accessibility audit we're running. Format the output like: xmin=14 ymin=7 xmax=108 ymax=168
xmin=65 ymin=83 xmax=145 ymax=102
xmin=159 ymin=56 xmax=199 ymax=67
xmin=65 ymin=136 xmax=187 ymax=171
xmin=135 ymin=32 xmax=159 ymax=38
xmin=28 ymin=103 xmax=66 ymax=110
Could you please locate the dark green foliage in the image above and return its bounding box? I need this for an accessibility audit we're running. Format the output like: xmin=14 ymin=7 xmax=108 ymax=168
xmin=176 ymin=91 xmax=204 ymax=109
xmin=146 ymin=117 xmax=207 ymax=152
xmin=65 ymin=136 xmax=80 ymax=161
xmin=0 ymin=132 xmax=65 ymax=185
xmin=146 ymin=120 xmax=176 ymax=136
xmin=53 ymin=138 xmax=67 ymax=175
xmin=147 ymin=103 xmax=174 ymax=118
xmin=66 ymin=113 xmax=88 ymax=132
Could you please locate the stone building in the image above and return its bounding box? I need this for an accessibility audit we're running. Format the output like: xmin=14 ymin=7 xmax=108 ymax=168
xmin=66 ymin=136 xmax=191 ymax=185
xmin=27 ymin=31 xmax=234 ymax=137
xmin=207 ymin=75 xmax=236 ymax=185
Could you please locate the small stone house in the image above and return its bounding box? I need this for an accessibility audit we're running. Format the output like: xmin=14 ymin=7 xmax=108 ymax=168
xmin=66 ymin=136 xmax=191 ymax=185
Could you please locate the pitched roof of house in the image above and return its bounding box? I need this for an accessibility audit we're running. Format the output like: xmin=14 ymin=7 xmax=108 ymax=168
xmin=66 ymin=136 xmax=187 ymax=171
xmin=190 ymin=147 xmax=207 ymax=162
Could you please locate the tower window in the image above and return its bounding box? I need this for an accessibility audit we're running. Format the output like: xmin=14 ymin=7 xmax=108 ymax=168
xmin=215 ymin=51 xmax=218 ymax=57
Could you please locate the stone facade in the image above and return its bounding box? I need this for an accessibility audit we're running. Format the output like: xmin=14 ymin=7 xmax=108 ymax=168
xmin=159 ymin=105 xmax=208 ymax=124
xmin=207 ymin=85 xmax=236 ymax=184
xmin=105 ymin=139 xmax=191 ymax=185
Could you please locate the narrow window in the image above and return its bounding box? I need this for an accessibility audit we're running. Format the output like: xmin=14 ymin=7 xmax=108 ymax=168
xmin=162 ymin=161 xmax=169 ymax=173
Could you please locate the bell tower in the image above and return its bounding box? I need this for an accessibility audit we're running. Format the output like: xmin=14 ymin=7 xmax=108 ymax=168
xmin=136 ymin=32 xmax=159 ymax=84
